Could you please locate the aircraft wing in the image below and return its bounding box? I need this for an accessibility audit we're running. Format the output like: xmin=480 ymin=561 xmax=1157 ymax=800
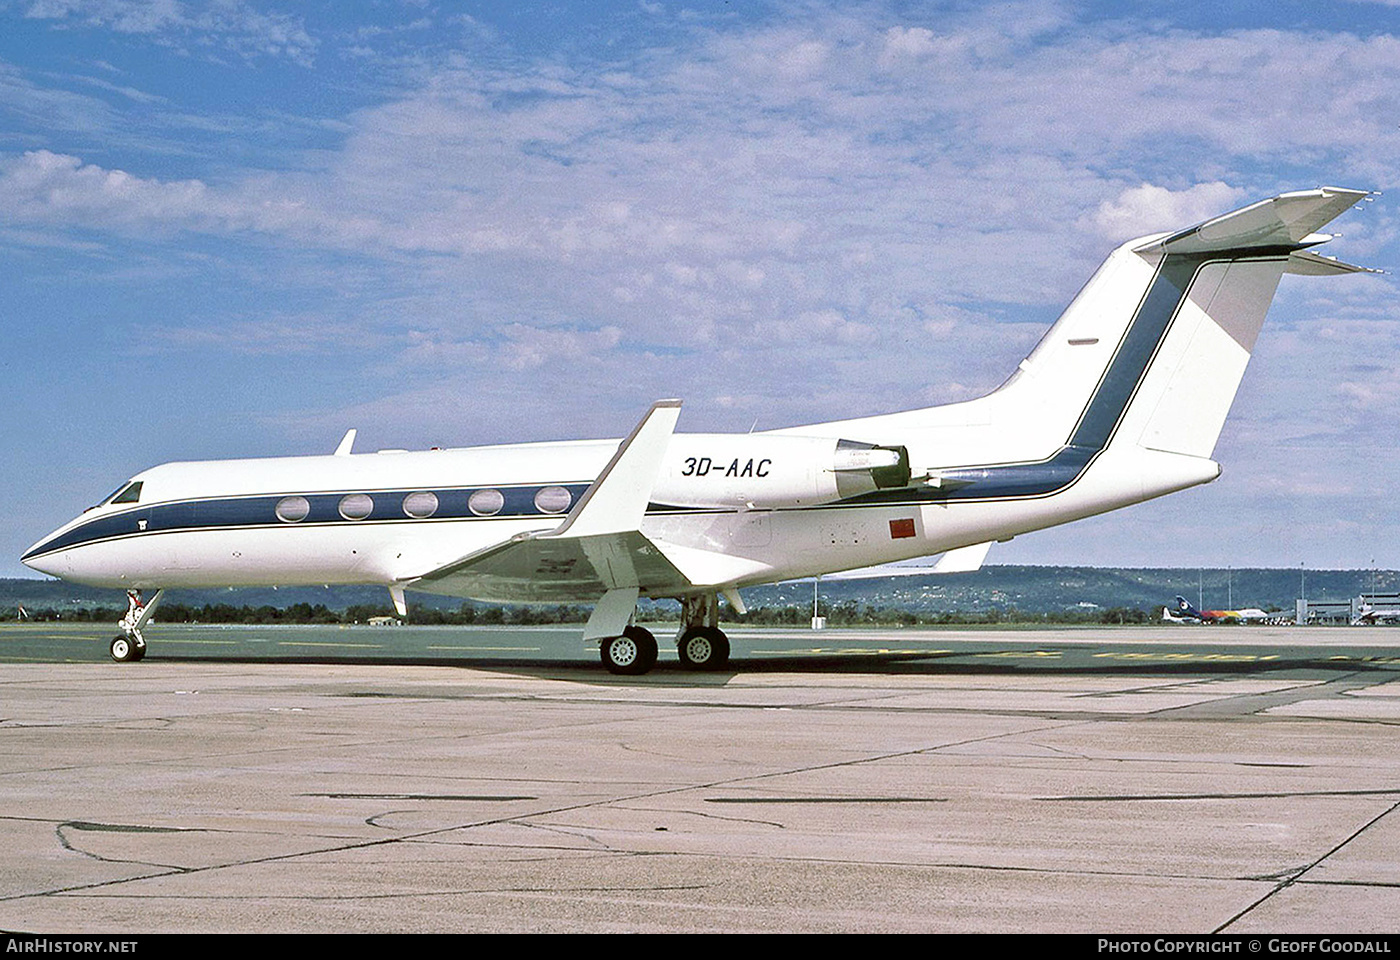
xmin=411 ymin=526 xmax=772 ymax=604
xmin=406 ymin=399 xmax=772 ymax=625
xmin=814 ymin=541 xmax=994 ymax=579
xmin=411 ymin=528 xmax=692 ymax=603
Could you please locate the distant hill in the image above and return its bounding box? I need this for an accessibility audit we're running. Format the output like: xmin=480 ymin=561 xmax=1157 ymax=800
xmin=1 ymin=566 xmax=1386 ymax=618
xmin=747 ymin=566 xmax=1384 ymax=615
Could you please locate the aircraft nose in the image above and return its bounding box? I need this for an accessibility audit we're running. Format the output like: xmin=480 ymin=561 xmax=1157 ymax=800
xmin=21 ymin=552 xmax=64 ymax=578
xmin=21 ymin=528 xmax=70 ymax=578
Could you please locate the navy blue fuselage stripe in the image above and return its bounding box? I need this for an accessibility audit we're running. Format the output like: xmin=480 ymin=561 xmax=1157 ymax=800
xmin=22 ymin=484 xmax=592 ymax=560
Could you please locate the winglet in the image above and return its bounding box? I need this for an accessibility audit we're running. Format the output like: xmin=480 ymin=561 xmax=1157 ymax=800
xmin=335 ymin=429 xmax=357 ymax=456
xmin=546 ymin=400 xmax=682 ymax=540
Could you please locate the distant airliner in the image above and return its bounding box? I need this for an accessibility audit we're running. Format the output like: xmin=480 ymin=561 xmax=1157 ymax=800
xmin=1351 ymin=601 xmax=1400 ymax=626
xmin=23 ymin=188 xmax=1376 ymax=672
xmin=1163 ymin=595 xmax=1276 ymax=624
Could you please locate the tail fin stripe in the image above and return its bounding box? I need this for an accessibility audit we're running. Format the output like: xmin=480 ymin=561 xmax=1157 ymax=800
xmin=837 ymin=249 xmax=1288 ymax=506
xmin=1067 ymin=255 xmax=1199 ymax=450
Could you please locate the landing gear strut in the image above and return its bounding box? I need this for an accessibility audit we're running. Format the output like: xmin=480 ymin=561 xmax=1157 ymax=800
xmin=111 ymin=588 xmax=163 ymax=663
xmin=676 ymin=593 xmax=730 ymax=670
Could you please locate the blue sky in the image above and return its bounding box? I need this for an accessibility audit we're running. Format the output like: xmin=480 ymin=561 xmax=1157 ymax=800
xmin=3 ymin=0 xmax=1400 ymax=578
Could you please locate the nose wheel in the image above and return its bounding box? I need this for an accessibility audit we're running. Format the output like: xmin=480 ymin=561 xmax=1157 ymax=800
xmin=110 ymin=636 xmax=146 ymax=662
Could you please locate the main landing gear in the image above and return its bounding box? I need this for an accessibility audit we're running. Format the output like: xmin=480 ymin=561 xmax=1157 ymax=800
xmin=677 ymin=625 xmax=729 ymax=670
xmin=110 ymin=588 xmax=164 ymax=663
xmin=598 ymin=593 xmax=731 ymax=675
xmin=599 ymin=625 xmax=658 ymax=675
xmin=676 ymin=593 xmax=729 ymax=670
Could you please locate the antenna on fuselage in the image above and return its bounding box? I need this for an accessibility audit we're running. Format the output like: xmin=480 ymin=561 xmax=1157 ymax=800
xmin=335 ymin=429 xmax=357 ymax=456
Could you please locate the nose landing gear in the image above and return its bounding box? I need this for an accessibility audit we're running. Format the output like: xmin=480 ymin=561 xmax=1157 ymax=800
xmin=110 ymin=588 xmax=164 ymax=663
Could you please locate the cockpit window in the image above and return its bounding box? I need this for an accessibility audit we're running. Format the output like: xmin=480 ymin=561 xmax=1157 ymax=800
xmin=110 ymin=481 xmax=143 ymax=504
xmin=89 ymin=481 xmax=140 ymax=511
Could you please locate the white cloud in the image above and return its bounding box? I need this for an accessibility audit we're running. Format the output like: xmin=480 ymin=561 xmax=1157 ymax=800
xmin=497 ymin=323 xmax=623 ymax=371
xmin=1087 ymin=182 xmax=1249 ymax=240
xmin=6 ymin=5 xmax=1400 ymax=441
xmin=0 ymin=149 xmax=211 ymax=226
xmin=24 ymin=0 xmax=183 ymax=34
xmin=0 ymin=150 xmax=328 ymax=236
xmin=879 ymin=25 xmax=938 ymax=65
xmin=21 ymin=0 xmax=317 ymax=65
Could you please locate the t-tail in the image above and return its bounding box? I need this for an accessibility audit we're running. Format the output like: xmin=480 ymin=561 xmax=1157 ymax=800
xmin=1175 ymin=595 xmax=1205 ymax=619
xmin=783 ymin=187 xmax=1379 ymax=547
xmin=978 ymin=187 xmax=1379 ymax=483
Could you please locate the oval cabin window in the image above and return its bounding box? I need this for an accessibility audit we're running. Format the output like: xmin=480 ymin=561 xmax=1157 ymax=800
xmin=534 ymin=485 xmax=572 ymax=514
xmin=403 ymin=491 xmax=439 ymax=519
xmin=338 ymin=494 xmax=374 ymax=521
xmin=275 ymin=496 xmax=311 ymax=523
xmin=468 ymin=488 xmax=505 ymax=516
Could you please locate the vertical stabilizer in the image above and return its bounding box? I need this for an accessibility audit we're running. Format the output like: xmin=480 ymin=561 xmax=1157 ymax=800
xmin=1128 ymin=258 xmax=1284 ymax=458
xmin=1117 ymin=187 xmax=1374 ymax=461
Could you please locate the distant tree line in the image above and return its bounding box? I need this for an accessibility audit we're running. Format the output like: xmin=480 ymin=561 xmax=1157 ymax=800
xmin=20 ymin=601 xmax=592 ymax=625
xmin=21 ymin=600 xmax=1156 ymax=626
xmin=723 ymin=601 xmax=1155 ymax=626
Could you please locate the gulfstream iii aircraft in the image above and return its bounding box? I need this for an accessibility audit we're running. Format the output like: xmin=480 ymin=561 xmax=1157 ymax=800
xmin=23 ymin=187 xmax=1378 ymax=673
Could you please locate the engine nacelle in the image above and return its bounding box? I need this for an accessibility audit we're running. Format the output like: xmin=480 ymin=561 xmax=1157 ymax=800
xmin=653 ymin=434 xmax=910 ymax=509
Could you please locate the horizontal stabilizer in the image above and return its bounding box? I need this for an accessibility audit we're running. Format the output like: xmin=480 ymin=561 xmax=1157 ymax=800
xmin=1139 ymin=187 xmax=1371 ymax=255
xmin=1285 ymin=249 xmax=1383 ymax=276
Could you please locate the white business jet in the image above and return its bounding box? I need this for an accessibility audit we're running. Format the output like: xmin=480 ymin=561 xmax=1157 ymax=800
xmin=23 ymin=188 xmax=1377 ymax=673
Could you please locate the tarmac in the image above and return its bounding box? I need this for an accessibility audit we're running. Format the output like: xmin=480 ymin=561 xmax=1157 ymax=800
xmin=3 ymin=625 xmax=1400 ymax=933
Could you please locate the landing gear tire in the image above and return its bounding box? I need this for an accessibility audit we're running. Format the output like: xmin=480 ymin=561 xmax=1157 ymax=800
xmin=110 ymin=636 xmax=139 ymax=663
xmin=132 ymin=642 xmax=147 ymax=662
xmin=601 ymin=625 xmax=658 ymax=676
xmin=678 ymin=626 xmax=730 ymax=670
